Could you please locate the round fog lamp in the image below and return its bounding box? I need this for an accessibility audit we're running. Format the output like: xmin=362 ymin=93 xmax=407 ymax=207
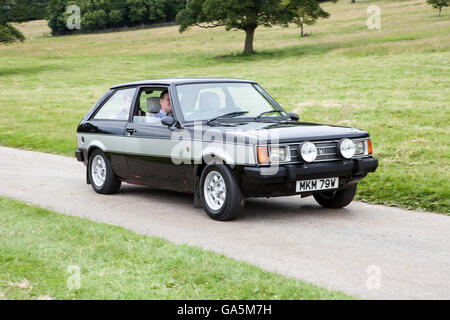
xmin=299 ymin=142 xmax=317 ymax=163
xmin=338 ymin=139 xmax=356 ymax=159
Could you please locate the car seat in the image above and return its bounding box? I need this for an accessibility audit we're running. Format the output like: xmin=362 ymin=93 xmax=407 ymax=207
xmin=147 ymin=97 xmax=161 ymax=115
xmin=199 ymin=92 xmax=221 ymax=112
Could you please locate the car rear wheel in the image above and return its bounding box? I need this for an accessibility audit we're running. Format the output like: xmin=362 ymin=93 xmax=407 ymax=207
xmin=313 ymin=184 xmax=357 ymax=209
xmin=200 ymin=164 xmax=245 ymax=221
xmin=88 ymin=149 xmax=121 ymax=194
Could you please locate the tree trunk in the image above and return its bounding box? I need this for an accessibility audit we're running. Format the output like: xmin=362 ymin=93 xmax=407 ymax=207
xmin=244 ymin=26 xmax=256 ymax=54
xmin=439 ymin=7 xmax=442 ymax=17
xmin=300 ymin=18 xmax=304 ymax=37
xmin=351 ymin=0 xmax=355 ymax=3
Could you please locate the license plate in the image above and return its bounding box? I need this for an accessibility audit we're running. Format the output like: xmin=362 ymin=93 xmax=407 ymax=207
xmin=296 ymin=177 xmax=339 ymax=192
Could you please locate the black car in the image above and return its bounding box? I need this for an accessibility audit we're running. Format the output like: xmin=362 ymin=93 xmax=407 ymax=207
xmin=76 ymin=78 xmax=378 ymax=221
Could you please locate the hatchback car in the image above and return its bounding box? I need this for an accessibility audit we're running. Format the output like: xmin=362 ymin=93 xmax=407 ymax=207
xmin=76 ymin=78 xmax=378 ymax=220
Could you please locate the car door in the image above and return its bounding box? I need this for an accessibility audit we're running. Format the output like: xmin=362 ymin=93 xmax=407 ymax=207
xmin=81 ymin=87 xmax=137 ymax=180
xmin=123 ymin=87 xmax=190 ymax=192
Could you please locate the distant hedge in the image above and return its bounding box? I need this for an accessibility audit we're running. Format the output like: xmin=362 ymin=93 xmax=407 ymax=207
xmin=47 ymin=0 xmax=187 ymax=35
xmin=2 ymin=0 xmax=50 ymax=22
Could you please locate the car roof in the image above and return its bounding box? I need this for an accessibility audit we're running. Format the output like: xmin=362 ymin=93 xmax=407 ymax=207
xmin=110 ymin=78 xmax=257 ymax=89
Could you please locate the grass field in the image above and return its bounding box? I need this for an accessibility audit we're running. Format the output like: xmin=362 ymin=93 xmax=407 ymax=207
xmin=0 ymin=196 xmax=349 ymax=299
xmin=0 ymin=0 xmax=449 ymax=213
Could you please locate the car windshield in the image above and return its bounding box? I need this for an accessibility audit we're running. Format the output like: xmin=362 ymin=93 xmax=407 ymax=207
xmin=175 ymin=82 xmax=286 ymax=122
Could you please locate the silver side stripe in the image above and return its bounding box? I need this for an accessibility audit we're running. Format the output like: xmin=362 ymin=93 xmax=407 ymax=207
xmin=77 ymin=133 xmax=257 ymax=165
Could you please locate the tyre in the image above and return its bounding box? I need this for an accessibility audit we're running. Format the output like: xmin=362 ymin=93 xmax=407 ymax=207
xmin=313 ymin=184 xmax=357 ymax=209
xmin=88 ymin=149 xmax=121 ymax=194
xmin=199 ymin=164 xmax=246 ymax=221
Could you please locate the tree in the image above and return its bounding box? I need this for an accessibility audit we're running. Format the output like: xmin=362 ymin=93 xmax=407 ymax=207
xmin=0 ymin=21 xmax=25 ymax=43
xmin=176 ymin=0 xmax=292 ymax=54
xmin=47 ymin=0 xmax=67 ymax=35
xmin=427 ymin=0 xmax=448 ymax=16
xmin=284 ymin=0 xmax=331 ymax=37
xmin=4 ymin=0 xmax=49 ymax=22
xmin=0 ymin=0 xmax=25 ymax=44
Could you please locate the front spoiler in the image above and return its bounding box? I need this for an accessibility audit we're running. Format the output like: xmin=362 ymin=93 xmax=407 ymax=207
xmin=242 ymin=157 xmax=378 ymax=197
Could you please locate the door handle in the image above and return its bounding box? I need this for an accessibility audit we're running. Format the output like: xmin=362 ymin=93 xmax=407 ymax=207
xmin=126 ymin=128 xmax=137 ymax=135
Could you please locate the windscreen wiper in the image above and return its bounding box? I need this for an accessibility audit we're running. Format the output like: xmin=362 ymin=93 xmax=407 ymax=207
xmin=255 ymin=110 xmax=284 ymax=119
xmin=206 ymin=111 xmax=249 ymax=125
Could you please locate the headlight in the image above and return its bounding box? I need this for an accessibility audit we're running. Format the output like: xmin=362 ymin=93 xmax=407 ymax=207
xmin=354 ymin=141 xmax=366 ymax=155
xmin=299 ymin=141 xmax=317 ymax=163
xmin=338 ymin=139 xmax=356 ymax=159
xmin=269 ymin=147 xmax=290 ymax=162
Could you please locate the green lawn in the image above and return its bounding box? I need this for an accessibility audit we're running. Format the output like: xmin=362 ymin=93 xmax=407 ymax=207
xmin=0 ymin=0 xmax=449 ymax=213
xmin=0 ymin=196 xmax=349 ymax=300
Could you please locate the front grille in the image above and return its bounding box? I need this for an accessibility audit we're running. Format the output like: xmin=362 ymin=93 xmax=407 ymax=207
xmin=289 ymin=141 xmax=341 ymax=163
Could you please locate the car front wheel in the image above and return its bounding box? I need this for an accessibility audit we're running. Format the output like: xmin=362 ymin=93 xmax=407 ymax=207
xmin=88 ymin=149 xmax=121 ymax=194
xmin=313 ymin=184 xmax=357 ymax=209
xmin=200 ymin=164 xmax=245 ymax=221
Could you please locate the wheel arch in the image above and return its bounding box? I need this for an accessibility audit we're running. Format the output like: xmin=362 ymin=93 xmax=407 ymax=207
xmin=85 ymin=143 xmax=109 ymax=184
xmin=195 ymin=154 xmax=236 ymax=179
xmin=87 ymin=142 xmax=108 ymax=161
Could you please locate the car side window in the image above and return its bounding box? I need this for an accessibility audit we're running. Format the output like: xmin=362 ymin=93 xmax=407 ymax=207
xmin=93 ymin=88 xmax=136 ymax=121
xmin=132 ymin=88 xmax=169 ymax=125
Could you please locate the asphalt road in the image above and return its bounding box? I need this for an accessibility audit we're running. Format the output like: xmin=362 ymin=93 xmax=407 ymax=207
xmin=0 ymin=146 xmax=449 ymax=299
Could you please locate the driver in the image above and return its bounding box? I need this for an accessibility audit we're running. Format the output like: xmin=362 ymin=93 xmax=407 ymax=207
xmin=153 ymin=90 xmax=173 ymax=118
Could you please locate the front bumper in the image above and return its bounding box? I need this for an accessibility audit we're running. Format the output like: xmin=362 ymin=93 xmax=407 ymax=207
xmin=242 ymin=157 xmax=378 ymax=197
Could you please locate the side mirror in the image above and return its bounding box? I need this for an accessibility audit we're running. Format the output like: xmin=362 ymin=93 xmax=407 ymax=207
xmin=287 ymin=112 xmax=299 ymax=121
xmin=161 ymin=116 xmax=176 ymax=127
